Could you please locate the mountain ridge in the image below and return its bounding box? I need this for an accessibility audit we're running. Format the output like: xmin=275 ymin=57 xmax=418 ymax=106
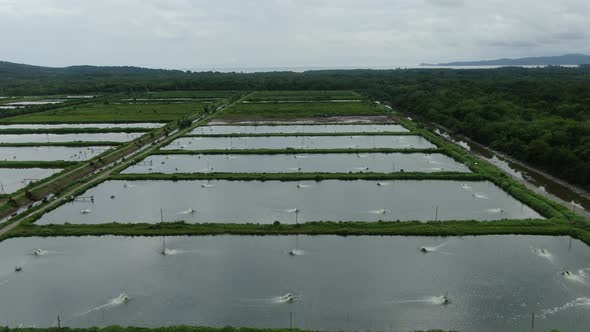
xmin=421 ymin=54 xmax=590 ymax=66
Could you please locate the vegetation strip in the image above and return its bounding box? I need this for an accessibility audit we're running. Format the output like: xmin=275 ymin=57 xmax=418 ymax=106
xmin=111 ymin=172 xmax=485 ymax=182
xmin=184 ymin=131 xmax=414 ymax=138
xmin=0 ymin=127 xmax=151 ymax=134
xmin=7 ymin=219 xmax=588 ymax=245
xmin=0 ymin=161 xmax=77 ymax=168
xmin=155 ymin=148 xmax=443 ymax=155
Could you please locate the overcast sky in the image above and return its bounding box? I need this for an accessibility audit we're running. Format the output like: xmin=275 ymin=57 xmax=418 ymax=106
xmin=0 ymin=0 xmax=589 ymax=70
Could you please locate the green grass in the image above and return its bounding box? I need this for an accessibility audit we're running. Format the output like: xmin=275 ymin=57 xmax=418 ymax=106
xmin=246 ymin=90 xmax=362 ymax=101
xmin=215 ymin=101 xmax=385 ymax=119
xmin=4 ymin=218 xmax=576 ymax=242
xmin=0 ymin=160 xmax=77 ymax=168
xmin=135 ymin=91 xmax=240 ymax=99
xmin=0 ymin=102 xmax=207 ymax=124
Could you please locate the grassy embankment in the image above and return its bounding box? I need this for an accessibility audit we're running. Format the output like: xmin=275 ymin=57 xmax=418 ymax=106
xmin=128 ymin=91 xmax=240 ymax=99
xmin=0 ymin=101 xmax=209 ymax=124
xmin=246 ymin=90 xmax=362 ymax=101
xmin=215 ymin=102 xmax=384 ymax=119
xmin=0 ymin=161 xmax=76 ymax=168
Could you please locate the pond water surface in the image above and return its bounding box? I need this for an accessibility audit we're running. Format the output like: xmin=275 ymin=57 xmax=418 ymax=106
xmin=0 ymin=146 xmax=112 ymax=161
xmin=0 ymin=168 xmax=61 ymax=193
xmin=0 ymin=133 xmax=142 ymax=143
xmin=122 ymin=153 xmax=471 ymax=174
xmin=190 ymin=124 xmax=409 ymax=135
xmin=0 ymin=123 xmax=163 ymax=129
xmin=35 ymin=180 xmax=541 ymax=225
xmin=0 ymin=235 xmax=588 ymax=332
xmin=162 ymin=136 xmax=436 ymax=151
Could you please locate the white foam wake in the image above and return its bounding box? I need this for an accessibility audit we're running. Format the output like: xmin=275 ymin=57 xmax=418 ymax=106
xmin=76 ymin=293 xmax=131 ymax=317
xmin=540 ymin=297 xmax=590 ymax=318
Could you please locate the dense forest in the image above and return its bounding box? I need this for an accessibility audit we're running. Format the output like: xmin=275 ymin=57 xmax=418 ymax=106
xmin=1 ymin=61 xmax=589 ymax=189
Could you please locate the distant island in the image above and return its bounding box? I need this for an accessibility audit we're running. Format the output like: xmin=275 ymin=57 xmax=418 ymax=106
xmin=421 ymin=54 xmax=590 ymax=66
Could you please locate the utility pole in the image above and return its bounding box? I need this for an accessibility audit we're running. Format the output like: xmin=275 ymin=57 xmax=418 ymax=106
xmin=289 ymin=311 xmax=293 ymax=332
xmin=531 ymin=312 xmax=535 ymax=332
xmin=57 ymin=314 xmax=61 ymax=329
xmin=435 ymin=206 xmax=439 ymax=221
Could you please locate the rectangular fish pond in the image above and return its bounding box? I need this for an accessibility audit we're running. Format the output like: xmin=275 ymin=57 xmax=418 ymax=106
xmin=0 ymin=133 xmax=142 ymax=143
xmin=35 ymin=180 xmax=541 ymax=225
xmin=0 ymin=146 xmax=112 ymax=162
xmin=122 ymin=153 xmax=471 ymax=174
xmin=0 ymin=235 xmax=588 ymax=332
xmin=162 ymin=135 xmax=436 ymax=151
xmin=190 ymin=124 xmax=409 ymax=135
xmin=0 ymin=123 xmax=163 ymax=129
xmin=0 ymin=168 xmax=62 ymax=194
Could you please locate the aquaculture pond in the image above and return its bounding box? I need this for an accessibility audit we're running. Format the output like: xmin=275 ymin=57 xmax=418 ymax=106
xmin=0 ymin=168 xmax=61 ymax=194
xmin=122 ymin=153 xmax=471 ymax=174
xmin=35 ymin=180 xmax=540 ymax=225
xmin=0 ymin=235 xmax=588 ymax=332
xmin=162 ymin=135 xmax=436 ymax=151
xmin=0 ymin=123 xmax=163 ymax=129
xmin=0 ymin=133 xmax=142 ymax=143
xmin=0 ymin=146 xmax=111 ymax=162
xmin=190 ymin=124 xmax=409 ymax=135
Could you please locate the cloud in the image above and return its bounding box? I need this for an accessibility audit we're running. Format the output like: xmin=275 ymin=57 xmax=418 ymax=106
xmin=0 ymin=0 xmax=588 ymax=68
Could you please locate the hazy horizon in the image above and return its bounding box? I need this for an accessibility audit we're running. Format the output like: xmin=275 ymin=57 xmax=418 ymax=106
xmin=1 ymin=0 xmax=589 ymax=70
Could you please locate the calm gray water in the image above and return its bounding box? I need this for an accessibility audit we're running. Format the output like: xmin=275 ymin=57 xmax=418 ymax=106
xmin=0 ymin=133 xmax=142 ymax=143
xmin=122 ymin=153 xmax=471 ymax=174
xmin=0 ymin=168 xmax=61 ymax=193
xmin=0 ymin=235 xmax=588 ymax=331
xmin=0 ymin=123 xmax=163 ymax=129
xmin=162 ymin=136 xmax=436 ymax=151
xmin=35 ymin=180 xmax=541 ymax=225
xmin=0 ymin=146 xmax=112 ymax=161
xmin=190 ymin=124 xmax=409 ymax=135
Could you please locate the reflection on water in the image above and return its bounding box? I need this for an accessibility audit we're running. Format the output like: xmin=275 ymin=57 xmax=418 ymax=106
xmin=122 ymin=153 xmax=471 ymax=174
xmin=0 ymin=123 xmax=162 ymax=129
xmin=0 ymin=235 xmax=589 ymax=331
xmin=434 ymin=128 xmax=590 ymax=214
xmin=0 ymin=146 xmax=112 ymax=161
xmin=35 ymin=180 xmax=541 ymax=225
xmin=190 ymin=124 xmax=409 ymax=135
xmin=0 ymin=133 xmax=141 ymax=144
xmin=162 ymin=135 xmax=436 ymax=151
xmin=0 ymin=168 xmax=61 ymax=194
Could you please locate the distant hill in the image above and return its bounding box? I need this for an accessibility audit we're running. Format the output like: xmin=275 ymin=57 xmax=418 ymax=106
xmin=422 ymin=54 xmax=590 ymax=66
xmin=0 ymin=60 xmax=183 ymax=79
